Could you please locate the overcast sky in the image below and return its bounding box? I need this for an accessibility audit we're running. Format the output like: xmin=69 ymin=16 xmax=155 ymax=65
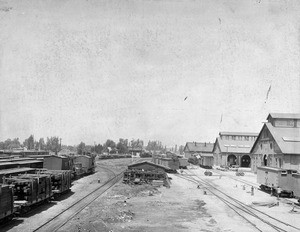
xmin=0 ymin=0 xmax=299 ymax=146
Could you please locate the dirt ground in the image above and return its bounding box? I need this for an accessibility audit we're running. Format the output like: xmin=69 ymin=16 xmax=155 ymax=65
xmin=59 ymin=164 xmax=300 ymax=232
xmin=2 ymin=160 xmax=300 ymax=232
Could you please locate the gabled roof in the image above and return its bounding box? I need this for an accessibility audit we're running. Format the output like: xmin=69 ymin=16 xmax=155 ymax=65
xmin=184 ymin=142 xmax=214 ymax=153
xmin=128 ymin=161 xmax=171 ymax=170
xmin=213 ymin=137 xmax=256 ymax=154
xmin=251 ymin=123 xmax=300 ymax=154
xmin=267 ymin=113 xmax=300 ymax=120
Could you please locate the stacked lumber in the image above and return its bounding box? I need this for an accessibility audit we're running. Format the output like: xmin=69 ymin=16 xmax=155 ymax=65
xmin=0 ymin=185 xmax=14 ymax=220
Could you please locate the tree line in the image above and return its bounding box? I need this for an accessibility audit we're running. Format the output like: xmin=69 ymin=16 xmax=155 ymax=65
xmin=0 ymin=136 xmax=182 ymax=155
xmin=0 ymin=135 xmax=61 ymax=153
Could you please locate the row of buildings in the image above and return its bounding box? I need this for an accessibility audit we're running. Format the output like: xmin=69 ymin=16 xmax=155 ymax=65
xmin=183 ymin=113 xmax=300 ymax=173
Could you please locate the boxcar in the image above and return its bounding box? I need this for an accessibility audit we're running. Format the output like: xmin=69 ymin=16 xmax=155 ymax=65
xmin=178 ymin=157 xmax=189 ymax=169
xmin=0 ymin=184 xmax=14 ymax=222
xmin=291 ymin=172 xmax=300 ymax=201
xmin=43 ymin=155 xmax=73 ymax=171
xmin=257 ymin=166 xmax=296 ymax=196
xmin=199 ymin=154 xmax=214 ymax=169
xmin=0 ymin=160 xmax=43 ymax=170
xmin=74 ymin=155 xmax=95 ymax=175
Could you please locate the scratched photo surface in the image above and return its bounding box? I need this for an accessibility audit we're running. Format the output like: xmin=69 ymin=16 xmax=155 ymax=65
xmin=0 ymin=1 xmax=300 ymax=232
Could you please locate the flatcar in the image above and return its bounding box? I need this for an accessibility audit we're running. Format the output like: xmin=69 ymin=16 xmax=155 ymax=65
xmin=0 ymin=167 xmax=35 ymax=183
xmin=0 ymin=184 xmax=15 ymax=223
xmin=36 ymin=170 xmax=72 ymax=196
xmin=3 ymin=174 xmax=53 ymax=213
xmin=257 ymin=166 xmax=300 ymax=201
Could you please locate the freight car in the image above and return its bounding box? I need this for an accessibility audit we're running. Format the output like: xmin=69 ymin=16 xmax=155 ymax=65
xmin=257 ymin=166 xmax=300 ymax=201
xmin=36 ymin=170 xmax=72 ymax=196
xmin=0 ymin=167 xmax=35 ymax=183
xmin=43 ymin=155 xmax=74 ymax=171
xmin=0 ymin=184 xmax=15 ymax=223
xmin=198 ymin=153 xmax=214 ymax=169
xmin=0 ymin=160 xmax=43 ymax=170
xmin=3 ymin=174 xmax=53 ymax=213
xmin=74 ymin=155 xmax=95 ymax=175
xmin=178 ymin=157 xmax=189 ymax=169
xmin=152 ymin=154 xmax=180 ymax=172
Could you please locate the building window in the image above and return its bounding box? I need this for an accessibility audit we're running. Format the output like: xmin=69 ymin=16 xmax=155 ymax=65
xmin=270 ymin=143 xmax=273 ymax=150
xmin=260 ymin=144 xmax=263 ymax=150
xmin=232 ymin=136 xmax=236 ymax=140
xmin=278 ymin=158 xmax=282 ymax=168
xmin=245 ymin=136 xmax=249 ymax=141
xmin=263 ymin=155 xmax=267 ymax=166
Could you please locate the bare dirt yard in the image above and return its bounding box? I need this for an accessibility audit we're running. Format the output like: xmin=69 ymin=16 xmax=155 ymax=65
xmin=59 ymin=164 xmax=300 ymax=232
xmin=2 ymin=160 xmax=300 ymax=232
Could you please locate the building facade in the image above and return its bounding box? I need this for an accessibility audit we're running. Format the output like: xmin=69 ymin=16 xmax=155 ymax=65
xmin=250 ymin=113 xmax=300 ymax=173
xmin=183 ymin=142 xmax=214 ymax=159
xmin=213 ymin=132 xmax=258 ymax=167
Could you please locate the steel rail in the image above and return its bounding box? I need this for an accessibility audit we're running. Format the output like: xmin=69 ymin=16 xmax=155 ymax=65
xmin=186 ymin=169 xmax=300 ymax=231
xmin=33 ymin=158 xmax=142 ymax=232
xmin=177 ymin=170 xmax=300 ymax=232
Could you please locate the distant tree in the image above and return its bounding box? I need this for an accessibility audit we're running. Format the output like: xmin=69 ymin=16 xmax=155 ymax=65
xmin=130 ymin=139 xmax=143 ymax=149
xmin=3 ymin=138 xmax=21 ymax=150
xmin=38 ymin=138 xmax=46 ymax=150
xmin=178 ymin=145 xmax=184 ymax=155
xmin=103 ymin=139 xmax=116 ymax=153
xmin=94 ymin=144 xmax=103 ymax=154
xmin=23 ymin=135 xmax=34 ymax=150
xmin=0 ymin=141 xmax=4 ymax=150
xmin=46 ymin=136 xmax=60 ymax=153
xmin=116 ymin=138 xmax=129 ymax=154
xmin=146 ymin=140 xmax=164 ymax=153
xmin=77 ymin=142 xmax=86 ymax=155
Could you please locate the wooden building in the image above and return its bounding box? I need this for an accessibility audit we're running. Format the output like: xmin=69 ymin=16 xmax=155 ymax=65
xmin=128 ymin=161 xmax=171 ymax=173
xmin=183 ymin=142 xmax=214 ymax=159
xmin=213 ymin=132 xmax=258 ymax=168
xmin=250 ymin=113 xmax=300 ymax=173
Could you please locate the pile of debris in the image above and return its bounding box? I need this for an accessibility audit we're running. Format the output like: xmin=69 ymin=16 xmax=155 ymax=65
xmin=123 ymin=169 xmax=169 ymax=187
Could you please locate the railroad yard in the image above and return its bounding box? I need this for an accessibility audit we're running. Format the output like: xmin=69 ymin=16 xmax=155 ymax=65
xmin=1 ymin=1 xmax=300 ymax=231
xmin=1 ymin=158 xmax=300 ymax=232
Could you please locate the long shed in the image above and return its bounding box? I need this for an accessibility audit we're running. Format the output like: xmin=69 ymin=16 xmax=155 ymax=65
xmin=128 ymin=161 xmax=171 ymax=173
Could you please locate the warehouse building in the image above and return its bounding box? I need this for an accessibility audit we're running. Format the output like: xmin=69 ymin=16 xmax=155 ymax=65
xmin=183 ymin=142 xmax=214 ymax=159
xmin=250 ymin=113 xmax=300 ymax=173
xmin=213 ymin=132 xmax=258 ymax=168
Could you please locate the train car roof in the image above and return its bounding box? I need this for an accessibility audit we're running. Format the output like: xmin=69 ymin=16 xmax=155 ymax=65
xmin=0 ymin=167 xmax=34 ymax=175
xmin=0 ymin=160 xmax=43 ymax=166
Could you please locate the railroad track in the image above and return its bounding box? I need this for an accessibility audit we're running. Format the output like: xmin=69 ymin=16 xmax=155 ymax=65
xmin=207 ymin=167 xmax=300 ymax=206
xmin=176 ymin=169 xmax=300 ymax=232
xmin=211 ymin=168 xmax=260 ymax=188
xmin=33 ymin=159 xmax=142 ymax=232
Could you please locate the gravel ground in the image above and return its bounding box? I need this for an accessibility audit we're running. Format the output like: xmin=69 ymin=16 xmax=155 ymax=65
xmin=59 ymin=164 xmax=300 ymax=232
xmin=2 ymin=161 xmax=300 ymax=232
